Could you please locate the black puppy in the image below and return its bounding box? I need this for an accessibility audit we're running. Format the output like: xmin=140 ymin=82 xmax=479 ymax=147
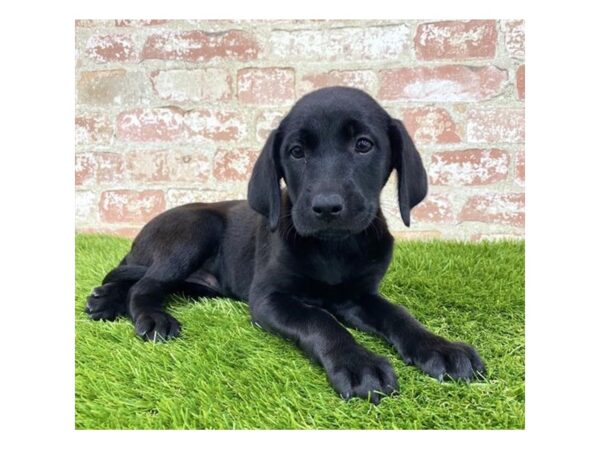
xmin=86 ymin=87 xmax=485 ymax=403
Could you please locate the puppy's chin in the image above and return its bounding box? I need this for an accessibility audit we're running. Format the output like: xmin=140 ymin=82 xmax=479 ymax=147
xmin=291 ymin=209 xmax=377 ymax=241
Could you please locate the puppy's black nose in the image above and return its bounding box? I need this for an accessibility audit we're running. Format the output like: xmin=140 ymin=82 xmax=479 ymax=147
xmin=312 ymin=194 xmax=344 ymax=218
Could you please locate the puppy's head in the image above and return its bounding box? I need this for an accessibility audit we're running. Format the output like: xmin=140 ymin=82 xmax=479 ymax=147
xmin=248 ymin=87 xmax=427 ymax=238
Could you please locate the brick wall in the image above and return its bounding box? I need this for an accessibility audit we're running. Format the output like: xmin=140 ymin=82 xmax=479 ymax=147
xmin=75 ymin=19 xmax=525 ymax=241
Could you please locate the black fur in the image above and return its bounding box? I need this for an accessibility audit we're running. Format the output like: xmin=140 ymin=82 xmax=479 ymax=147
xmin=87 ymin=87 xmax=485 ymax=403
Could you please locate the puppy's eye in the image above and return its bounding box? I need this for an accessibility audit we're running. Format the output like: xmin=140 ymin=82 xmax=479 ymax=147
xmin=289 ymin=146 xmax=305 ymax=159
xmin=355 ymin=137 xmax=373 ymax=153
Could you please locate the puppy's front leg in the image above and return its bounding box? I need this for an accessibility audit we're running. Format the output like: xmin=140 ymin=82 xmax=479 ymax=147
xmin=327 ymin=294 xmax=486 ymax=381
xmin=249 ymin=292 xmax=397 ymax=403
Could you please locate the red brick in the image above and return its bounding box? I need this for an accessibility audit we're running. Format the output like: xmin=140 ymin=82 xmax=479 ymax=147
xmin=504 ymin=20 xmax=525 ymax=58
xmin=237 ymin=68 xmax=295 ymax=105
xmin=379 ymin=65 xmax=507 ymax=102
xmin=75 ymin=115 xmax=113 ymax=145
xmin=85 ymin=34 xmax=137 ymax=63
xmin=99 ymin=190 xmax=166 ymax=223
xmin=516 ymin=65 xmax=525 ymax=100
xmin=515 ymin=150 xmax=525 ymax=187
xmin=430 ymin=149 xmax=510 ymax=186
xmin=77 ymin=70 xmax=150 ymax=106
xmin=270 ymin=25 xmax=411 ymax=61
xmin=256 ymin=110 xmax=286 ymax=141
xmin=142 ymin=30 xmax=260 ymax=62
xmin=115 ymin=20 xmax=169 ymax=27
xmin=466 ymin=108 xmax=525 ymax=143
xmin=184 ymin=110 xmax=247 ymax=142
xmin=75 ymin=154 xmax=94 ymax=186
xmin=116 ymin=108 xmax=185 ymax=142
xmin=415 ymin=20 xmax=497 ymax=60
xmin=126 ymin=149 xmax=212 ymax=183
xmin=75 ymin=152 xmax=125 ymax=185
xmin=299 ymin=70 xmax=377 ymax=96
xmin=411 ymin=194 xmax=455 ymax=224
xmin=213 ymin=149 xmax=259 ymax=181
xmin=401 ymin=107 xmax=460 ymax=144
xmin=459 ymin=193 xmax=524 ymax=226
xmin=150 ymin=69 xmax=233 ymax=103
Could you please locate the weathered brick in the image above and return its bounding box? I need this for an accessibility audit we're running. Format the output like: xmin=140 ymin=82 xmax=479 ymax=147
xmin=392 ymin=231 xmax=443 ymax=240
xmin=470 ymin=232 xmax=523 ymax=241
xmin=515 ymin=150 xmax=525 ymax=187
xmin=166 ymin=188 xmax=235 ymax=208
xmin=430 ymin=149 xmax=510 ymax=186
xmin=115 ymin=20 xmax=169 ymax=27
xmin=78 ymin=226 xmax=141 ymax=238
xmin=504 ymin=20 xmax=525 ymax=58
xmin=184 ymin=110 xmax=247 ymax=141
xmin=75 ymin=20 xmax=114 ymax=28
xmin=459 ymin=193 xmax=524 ymax=226
xmin=516 ymin=65 xmax=525 ymax=100
xmin=213 ymin=148 xmax=259 ymax=181
xmin=75 ymin=191 xmax=97 ymax=222
xmin=237 ymin=68 xmax=295 ymax=105
xmin=116 ymin=108 xmax=185 ymax=142
xmin=126 ymin=150 xmax=170 ymax=182
xmin=77 ymin=69 xmax=150 ymax=106
xmin=75 ymin=152 xmax=125 ymax=185
xmin=412 ymin=194 xmax=455 ymax=224
xmin=99 ymin=190 xmax=166 ymax=223
xmin=85 ymin=34 xmax=137 ymax=63
xmin=466 ymin=108 xmax=525 ymax=143
xmin=75 ymin=154 xmax=94 ymax=186
xmin=299 ymin=70 xmax=377 ymax=96
xmin=415 ymin=20 xmax=497 ymax=60
xmin=142 ymin=30 xmax=260 ymax=62
xmin=150 ymin=69 xmax=233 ymax=103
xmin=126 ymin=149 xmax=213 ymax=183
xmin=75 ymin=115 xmax=113 ymax=145
xmin=270 ymin=25 xmax=411 ymax=61
xmin=379 ymin=65 xmax=507 ymax=102
xmin=255 ymin=110 xmax=286 ymax=141
xmin=401 ymin=107 xmax=460 ymax=144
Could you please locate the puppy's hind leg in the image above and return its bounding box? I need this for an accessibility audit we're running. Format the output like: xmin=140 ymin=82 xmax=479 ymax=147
xmin=126 ymin=270 xmax=188 ymax=342
xmin=85 ymin=265 xmax=147 ymax=321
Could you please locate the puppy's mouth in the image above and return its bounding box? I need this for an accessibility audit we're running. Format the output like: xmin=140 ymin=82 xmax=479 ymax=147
xmin=291 ymin=206 xmax=377 ymax=241
xmin=309 ymin=229 xmax=352 ymax=241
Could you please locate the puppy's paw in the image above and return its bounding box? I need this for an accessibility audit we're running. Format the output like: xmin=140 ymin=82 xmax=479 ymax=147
xmin=406 ymin=336 xmax=486 ymax=381
xmin=134 ymin=311 xmax=181 ymax=342
xmin=326 ymin=347 xmax=398 ymax=404
xmin=85 ymin=284 xmax=127 ymax=321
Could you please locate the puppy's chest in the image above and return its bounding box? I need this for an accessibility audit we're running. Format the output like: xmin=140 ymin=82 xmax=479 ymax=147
xmin=301 ymin=245 xmax=376 ymax=286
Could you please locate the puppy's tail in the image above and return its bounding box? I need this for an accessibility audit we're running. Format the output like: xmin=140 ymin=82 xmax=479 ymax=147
xmin=102 ymin=265 xmax=148 ymax=284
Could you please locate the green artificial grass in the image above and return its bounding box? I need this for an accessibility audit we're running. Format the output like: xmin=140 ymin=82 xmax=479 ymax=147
xmin=75 ymin=234 xmax=524 ymax=430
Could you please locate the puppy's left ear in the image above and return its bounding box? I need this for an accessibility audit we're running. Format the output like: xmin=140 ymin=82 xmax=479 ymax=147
xmin=389 ymin=119 xmax=428 ymax=227
xmin=248 ymin=130 xmax=282 ymax=231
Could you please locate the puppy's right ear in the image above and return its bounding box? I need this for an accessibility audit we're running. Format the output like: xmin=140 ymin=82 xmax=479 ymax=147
xmin=248 ymin=130 xmax=281 ymax=231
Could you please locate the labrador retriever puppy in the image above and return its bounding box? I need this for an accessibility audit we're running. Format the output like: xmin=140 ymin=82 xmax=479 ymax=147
xmin=86 ymin=86 xmax=485 ymax=403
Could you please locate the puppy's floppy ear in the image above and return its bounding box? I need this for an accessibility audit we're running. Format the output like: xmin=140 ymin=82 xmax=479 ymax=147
xmin=389 ymin=119 xmax=428 ymax=227
xmin=248 ymin=130 xmax=281 ymax=231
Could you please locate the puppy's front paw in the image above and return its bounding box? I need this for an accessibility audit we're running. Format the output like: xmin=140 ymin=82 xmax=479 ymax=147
xmin=134 ymin=311 xmax=181 ymax=342
xmin=406 ymin=336 xmax=486 ymax=381
xmin=325 ymin=347 xmax=398 ymax=404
